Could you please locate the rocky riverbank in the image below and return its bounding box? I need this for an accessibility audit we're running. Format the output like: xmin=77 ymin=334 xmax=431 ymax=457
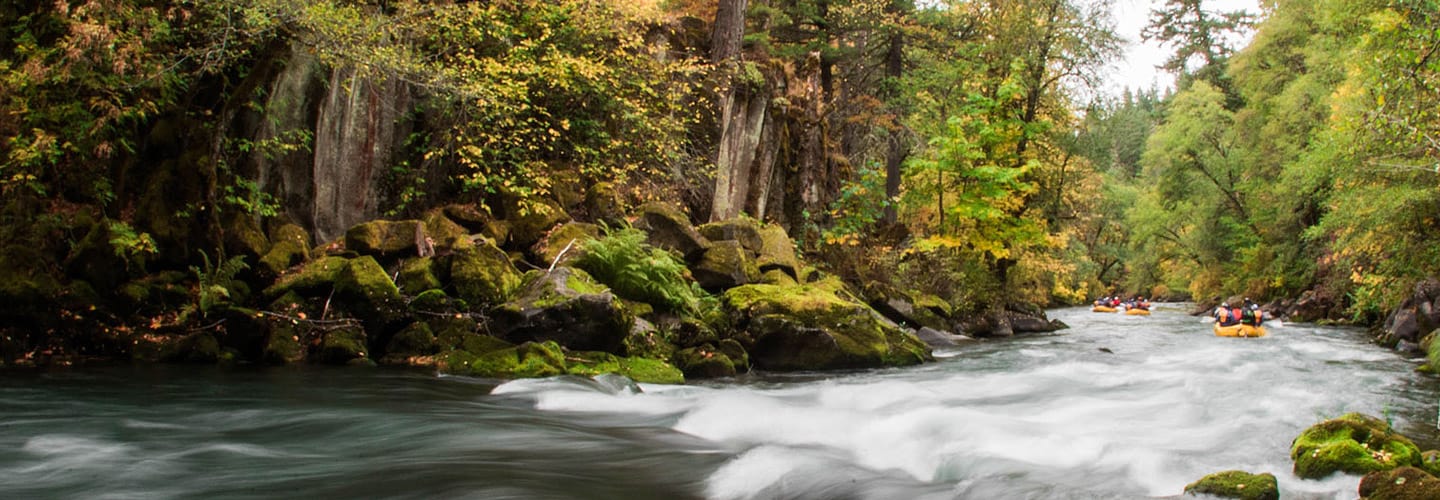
xmin=0 ymin=201 xmax=1064 ymax=381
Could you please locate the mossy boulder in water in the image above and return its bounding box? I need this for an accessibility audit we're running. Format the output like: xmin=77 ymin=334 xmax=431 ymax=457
xmin=448 ymin=239 xmax=522 ymax=306
xmin=383 ymin=321 xmax=438 ymax=362
xmin=490 ymin=268 xmax=633 ymax=354
xmin=692 ymin=240 xmax=761 ymax=291
xmin=1359 ymin=466 xmax=1440 ymax=500
xmin=564 ymin=350 xmax=685 ymax=384
xmin=441 ymin=340 xmax=567 ymax=378
xmin=316 ymin=325 xmax=369 ymax=365
xmin=1183 ymin=470 xmax=1278 ymax=500
xmin=722 ymin=282 xmax=932 ymax=371
xmin=674 ymin=346 xmax=736 ymax=378
xmin=1291 ymin=413 xmax=1422 ymax=479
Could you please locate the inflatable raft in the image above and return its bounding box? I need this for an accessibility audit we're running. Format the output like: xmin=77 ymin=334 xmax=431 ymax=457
xmin=1213 ymin=323 xmax=1266 ymax=338
xmin=1092 ymin=306 xmax=1119 ymax=313
xmin=1125 ymin=308 xmax=1151 ymax=316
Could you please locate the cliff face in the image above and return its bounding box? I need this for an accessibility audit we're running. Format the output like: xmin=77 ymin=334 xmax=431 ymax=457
xmin=248 ymin=43 xmax=412 ymax=244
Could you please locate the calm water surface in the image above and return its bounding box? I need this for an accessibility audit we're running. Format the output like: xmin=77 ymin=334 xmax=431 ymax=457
xmin=3 ymin=305 xmax=1437 ymax=499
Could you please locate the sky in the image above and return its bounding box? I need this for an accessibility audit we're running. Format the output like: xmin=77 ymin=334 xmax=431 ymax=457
xmin=1102 ymin=0 xmax=1261 ymax=96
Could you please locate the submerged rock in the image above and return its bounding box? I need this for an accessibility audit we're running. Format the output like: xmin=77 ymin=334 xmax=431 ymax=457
xmin=1358 ymin=466 xmax=1440 ymax=500
xmin=1291 ymin=413 xmax=1422 ymax=479
xmin=1183 ymin=470 xmax=1278 ymax=500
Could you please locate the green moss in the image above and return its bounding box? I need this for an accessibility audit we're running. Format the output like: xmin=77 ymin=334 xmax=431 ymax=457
xmin=442 ymin=340 xmax=568 ymax=378
xmin=534 ymin=222 xmax=600 ymax=267
xmin=723 ymin=283 xmax=932 ymax=371
xmin=264 ymin=256 xmax=350 ymax=298
xmin=1183 ymin=470 xmax=1278 ymax=500
xmin=422 ymin=210 xmax=471 ymax=253
xmin=717 ymin=338 xmax=749 ymax=372
xmin=386 ymin=322 xmax=437 ymax=358
xmin=449 ymin=240 xmax=523 ymax=306
xmin=460 ymin=333 xmax=513 ymax=354
xmin=336 ymin=256 xmax=402 ymax=305
xmin=410 ymin=289 xmax=452 ymax=314
xmin=698 ymin=218 xmax=765 ymax=251
xmin=345 ymin=220 xmax=424 ymax=257
xmin=263 ymin=323 xmax=305 ymax=364
xmin=317 ymin=326 xmax=368 ymax=364
xmin=675 ymin=346 xmax=736 ymax=378
xmin=1291 ymin=413 xmax=1422 ymax=479
xmin=565 ymin=351 xmax=623 ymax=377
xmin=508 ymin=198 xmax=571 ymax=248
xmin=397 ymin=257 xmax=443 ymax=293
xmin=565 ymin=269 xmax=610 ymax=295
xmin=618 ymin=357 xmax=684 ymax=384
xmin=755 ymin=224 xmax=801 ymax=278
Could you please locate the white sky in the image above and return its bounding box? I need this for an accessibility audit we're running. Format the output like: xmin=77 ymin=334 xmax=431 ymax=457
xmin=1103 ymin=0 xmax=1261 ymax=96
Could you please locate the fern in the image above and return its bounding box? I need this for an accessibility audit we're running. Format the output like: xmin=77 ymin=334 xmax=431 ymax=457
xmin=190 ymin=250 xmax=250 ymax=319
xmin=574 ymin=226 xmax=711 ymax=313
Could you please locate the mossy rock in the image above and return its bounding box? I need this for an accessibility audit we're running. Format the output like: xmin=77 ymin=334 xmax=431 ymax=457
xmin=264 ymin=256 xmax=350 ymax=298
xmin=1291 ymin=413 xmax=1422 ymax=479
xmin=448 ymin=239 xmax=523 ymax=306
xmin=508 ymin=199 xmax=572 ymax=250
xmin=155 ymin=332 xmax=222 ymax=364
xmin=396 ymin=257 xmax=443 ymax=294
xmin=1183 ymin=470 xmax=1278 ymax=500
xmin=263 ymin=323 xmax=306 ymax=364
xmin=315 ymin=325 xmax=368 ymax=365
xmin=1421 ymin=450 xmax=1440 ymax=477
xmin=722 ymin=283 xmax=933 ymax=371
xmin=675 ymin=346 xmax=736 ymax=379
xmin=223 ymin=212 xmax=271 ymax=261
xmin=345 ymin=220 xmax=424 ymax=258
xmin=584 ymin=181 xmax=626 ymax=226
xmin=717 ymin=338 xmax=749 ymax=373
xmin=490 ymin=267 xmax=634 ymax=354
xmin=698 ymin=218 xmax=765 ymax=252
xmin=759 ymin=268 xmax=798 ymax=286
xmin=117 ymin=270 xmax=190 ymax=313
xmin=755 ymin=224 xmax=801 ymax=279
xmin=409 ymin=289 xmax=453 ymax=314
xmin=63 ymin=220 xmax=132 ymax=291
xmin=624 ymin=317 xmax=675 ymax=360
xmin=421 ymin=210 xmax=472 ymax=254
xmin=0 ymin=244 xmax=63 ymax=311
xmin=692 ymin=240 xmax=761 ymax=291
xmin=1358 ymin=466 xmax=1440 ymax=500
xmin=440 ymin=340 xmax=568 ymax=378
xmin=667 ymin=316 xmax=720 ymax=348
xmin=333 ymin=256 xmax=404 ymax=331
xmin=259 ymin=223 xmax=311 ymax=277
xmin=443 ymin=204 xmax=493 ymax=232
xmin=533 ymin=222 xmax=600 ymax=268
xmin=383 ymin=322 xmax=438 ymax=361
xmin=631 ymin=201 xmax=709 ymax=261
xmin=563 ymin=350 xmax=684 ymax=384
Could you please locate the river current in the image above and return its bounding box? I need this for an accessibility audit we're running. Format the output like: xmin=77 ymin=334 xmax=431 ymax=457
xmin=3 ymin=305 xmax=1438 ymax=499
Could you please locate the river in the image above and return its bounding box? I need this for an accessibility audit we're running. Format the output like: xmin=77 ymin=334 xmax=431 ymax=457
xmin=3 ymin=305 xmax=1437 ymax=499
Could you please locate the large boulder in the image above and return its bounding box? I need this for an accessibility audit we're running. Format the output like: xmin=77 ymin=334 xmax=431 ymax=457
xmin=1358 ymin=467 xmax=1440 ymax=500
xmin=490 ymin=268 xmax=634 ymax=354
xmin=1382 ymin=278 xmax=1440 ymax=345
xmin=691 ymin=240 xmax=761 ymax=291
xmin=868 ymin=287 xmax=950 ymax=332
xmin=1291 ymin=413 xmax=1422 ymax=479
xmin=263 ymin=256 xmax=351 ymax=298
xmin=345 ymin=220 xmax=426 ymax=259
xmin=508 ymin=199 xmax=571 ymax=249
xmin=448 ymin=238 xmax=523 ymax=306
xmin=259 ymin=223 xmax=311 ymax=277
xmin=533 ymin=222 xmax=600 ymax=268
xmin=722 ymin=281 xmax=932 ymax=371
xmin=631 ymin=202 xmax=709 ymax=261
xmin=755 ymin=224 xmax=801 ymax=280
xmin=1182 ymin=470 xmax=1278 ymax=500
xmin=698 ymin=218 xmax=765 ymax=252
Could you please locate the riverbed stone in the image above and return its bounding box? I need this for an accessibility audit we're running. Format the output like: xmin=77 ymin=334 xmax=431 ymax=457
xmin=490 ymin=267 xmax=633 ymax=354
xmin=1291 ymin=413 xmax=1422 ymax=479
xmin=1183 ymin=470 xmax=1278 ymax=500
xmin=674 ymin=346 xmax=736 ymax=379
xmin=721 ymin=281 xmax=932 ymax=371
xmin=1358 ymin=466 xmax=1440 ymax=500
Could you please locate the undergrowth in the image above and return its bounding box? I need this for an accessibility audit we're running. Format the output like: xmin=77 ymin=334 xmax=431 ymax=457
xmin=573 ymin=226 xmax=712 ymax=314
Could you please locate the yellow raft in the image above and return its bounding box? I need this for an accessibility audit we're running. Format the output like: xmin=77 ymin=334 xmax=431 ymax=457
xmin=1213 ymin=323 xmax=1266 ymax=338
xmin=1125 ymin=308 xmax=1151 ymax=316
xmin=1092 ymin=306 xmax=1119 ymax=313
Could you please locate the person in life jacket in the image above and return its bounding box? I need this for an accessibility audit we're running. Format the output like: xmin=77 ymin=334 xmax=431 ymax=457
xmin=1241 ymin=301 xmax=1264 ymax=326
xmin=1215 ymin=302 xmax=1241 ymax=327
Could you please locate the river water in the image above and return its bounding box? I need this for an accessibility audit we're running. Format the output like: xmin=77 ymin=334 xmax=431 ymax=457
xmin=3 ymin=305 xmax=1438 ymax=499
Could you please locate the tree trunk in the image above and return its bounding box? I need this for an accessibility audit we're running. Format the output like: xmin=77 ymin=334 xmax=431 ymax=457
xmin=710 ymin=0 xmax=767 ymax=222
xmin=711 ymin=0 xmax=747 ymax=63
xmin=882 ymin=4 xmax=907 ymax=225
